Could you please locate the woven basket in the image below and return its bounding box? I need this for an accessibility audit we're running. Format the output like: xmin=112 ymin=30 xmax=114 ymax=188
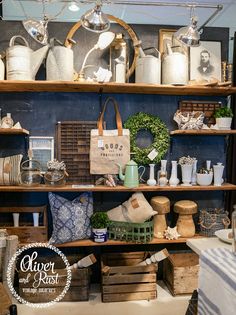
xmin=108 ymin=219 xmax=154 ymax=243
xmin=199 ymin=208 xmax=230 ymax=237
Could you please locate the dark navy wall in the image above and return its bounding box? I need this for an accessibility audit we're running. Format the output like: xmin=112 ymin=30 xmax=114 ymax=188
xmin=0 ymin=21 xmax=231 ymax=237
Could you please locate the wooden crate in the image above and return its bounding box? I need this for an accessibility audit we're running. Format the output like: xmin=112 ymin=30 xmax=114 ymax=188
xmin=0 ymin=206 xmax=48 ymax=244
xmin=19 ymin=268 xmax=90 ymax=303
xmin=101 ymin=252 xmax=157 ymax=302
xmin=163 ymin=253 xmax=199 ymax=296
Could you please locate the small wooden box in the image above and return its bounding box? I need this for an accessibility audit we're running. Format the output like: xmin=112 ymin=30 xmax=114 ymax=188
xmin=163 ymin=252 xmax=199 ymax=296
xmin=19 ymin=268 xmax=90 ymax=303
xmin=101 ymin=252 xmax=157 ymax=303
xmin=0 ymin=206 xmax=48 ymax=244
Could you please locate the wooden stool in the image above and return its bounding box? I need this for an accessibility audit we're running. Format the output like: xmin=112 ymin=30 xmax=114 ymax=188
xmin=174 ymin=200 xmax=197 ymax=237
xmin=151 ymin=196 xmax=170 ymax=238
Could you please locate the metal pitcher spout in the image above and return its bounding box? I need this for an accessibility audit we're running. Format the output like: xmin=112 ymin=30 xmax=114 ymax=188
xmin=31 ymin=44 xmax=49 ymax=78
xmin=117 ymin=163 xmax=125 ymax=181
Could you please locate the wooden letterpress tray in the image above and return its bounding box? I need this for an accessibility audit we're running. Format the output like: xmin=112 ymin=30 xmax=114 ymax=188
xmin=179 ymin=100 xmax=222 ymax=126
xmin=56 ymin=121 xmax=98 ymax=184
xmin=0 ymin=206 xmax=48 ymax=244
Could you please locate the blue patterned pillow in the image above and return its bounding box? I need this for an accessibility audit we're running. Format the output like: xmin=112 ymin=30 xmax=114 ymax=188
xmin=48 ymin=192 xmax=93 ymax=244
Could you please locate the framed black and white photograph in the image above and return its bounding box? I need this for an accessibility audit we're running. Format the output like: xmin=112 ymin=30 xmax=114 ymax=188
xmin=190 ymin=41 xmax=222 ymax=81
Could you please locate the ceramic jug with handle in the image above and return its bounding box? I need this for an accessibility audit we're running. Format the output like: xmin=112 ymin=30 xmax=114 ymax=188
xmin=6 ymin=35 xmax=49 ymax=80
xmin=117 ymin=160 xmax=145 ymax=188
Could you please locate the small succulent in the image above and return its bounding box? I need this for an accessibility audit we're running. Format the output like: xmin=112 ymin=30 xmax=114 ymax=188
xmin=47 ymin=159 xmax=66 ymax=171
xmin=178 ymin=156 xmax=196 ymax=165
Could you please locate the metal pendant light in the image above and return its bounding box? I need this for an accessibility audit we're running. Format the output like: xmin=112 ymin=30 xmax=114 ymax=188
xmin=81 ymin=4 xmax=110 ymax=33
xmin=174 ymin=15 xmax=200 ymax=47
xmin=22 ymin=17 xmax=49 ymax=45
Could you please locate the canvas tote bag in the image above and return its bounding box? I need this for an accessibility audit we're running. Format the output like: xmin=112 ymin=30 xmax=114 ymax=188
xmin=90 ymin=97 xmax=130 ymax=174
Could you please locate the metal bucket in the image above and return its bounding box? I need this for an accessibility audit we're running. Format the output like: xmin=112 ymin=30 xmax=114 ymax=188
xmin=6 ymin=35 xmax=32 ymax=81
xmin=162 ymin=49 xmax=188 ymax=85
xmin=135 ymin=48 xmax=161 ymax=84
xmin=46 ymin=46 xmax=74 ymax=81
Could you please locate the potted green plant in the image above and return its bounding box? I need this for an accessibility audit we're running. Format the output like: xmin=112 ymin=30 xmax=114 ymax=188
xmin=90 ymin=212 xmax=110 ymax=243
xmin=214 ymin=106 xmax=233 ymax=130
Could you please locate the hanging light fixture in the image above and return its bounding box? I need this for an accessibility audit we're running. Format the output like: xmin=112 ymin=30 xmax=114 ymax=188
xmin=174 ymin=15 xmax=200 ymax=47
xmin=22 ymin=16 xmax=49 ymax=45
xmin=80 ymin=1 xmax=110 ymax=33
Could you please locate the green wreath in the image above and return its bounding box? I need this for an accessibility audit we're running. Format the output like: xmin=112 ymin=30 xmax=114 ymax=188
xmin=124 ymin=112 xmax=170 ymax=165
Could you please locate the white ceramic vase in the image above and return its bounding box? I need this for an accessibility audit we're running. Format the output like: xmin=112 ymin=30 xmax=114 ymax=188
xmin=213 ymin=163 xmax=224 ymax=186
xmin=147 ymin=164 xmax=157 ymax=186
xmin=191 ymin=159 xmax=198 ymax=185
xmin=12 ymin=213 xmax=19 ymax=227
xmin=169 ymin=161 xmax=179 ymax=186
xmin=181 ymin=164 xmax=193 ymax=186
xmin=216 ymin=117 xmax=232 ymax=130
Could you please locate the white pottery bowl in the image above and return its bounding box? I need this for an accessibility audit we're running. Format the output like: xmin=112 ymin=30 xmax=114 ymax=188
xmin=196 ymin=173 xmax=213 ymax=186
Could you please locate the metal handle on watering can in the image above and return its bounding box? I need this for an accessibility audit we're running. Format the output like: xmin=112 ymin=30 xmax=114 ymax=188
xmin=9 ymin=35 xmax=29 ymax=48
xmin=143 ymin=47 xmax=161 ymax=59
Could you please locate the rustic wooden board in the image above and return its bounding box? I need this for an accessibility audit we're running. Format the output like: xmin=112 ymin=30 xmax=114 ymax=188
xmin=103 ymin=274 xmax=156 ymax=285
xmin=102 ymin=283 xmax=156 ymax=293
xmin=103 ymin=264 xmax=157 ymax=275
xmin=102 ymin=291 xmax=157 ymax=302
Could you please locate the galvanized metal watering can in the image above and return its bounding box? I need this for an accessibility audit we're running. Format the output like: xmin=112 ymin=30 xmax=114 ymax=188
xmin=135 ymin=47 xmax=161 ymax=84
xmin=6 ymin=35 xmax=49 ymax=81
xmin=162 ymin=43 xmax=188 ymax=85
xmin=46 ymin=38 xmax=74 ymax=81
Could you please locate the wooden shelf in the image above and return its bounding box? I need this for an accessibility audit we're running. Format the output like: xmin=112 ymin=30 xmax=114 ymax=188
xmin=170 ymin=129 xmax=236 ymax=135
xmin=57 ymin=235 xmax=203 ymax=247
xmin=0 ymin=80 xmax=235 ymax=95
xmin=1 ymin=183 xmax=236 ymax=192
xmin=0 ymin=128 xmax=29 ymax=135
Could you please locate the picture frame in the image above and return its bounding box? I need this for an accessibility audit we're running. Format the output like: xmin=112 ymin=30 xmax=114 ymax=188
xmin=158 ymin=28 xmax=177 ymax=55
xmin=190 ymin=41 xmax=222 ymax=81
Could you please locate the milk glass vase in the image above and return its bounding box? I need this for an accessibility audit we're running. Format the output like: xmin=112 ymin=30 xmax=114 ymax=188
xmin=147 ymin=164 xmax=156 ymax=186
xmin=179 ymin=156 xmax=196 ymax=186
xmin=169 ymin=161 xmax=179 ymax=187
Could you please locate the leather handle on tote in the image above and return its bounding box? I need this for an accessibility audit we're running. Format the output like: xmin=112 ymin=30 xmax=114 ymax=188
xmin=98 ymin=97 xmax=123 ymax=136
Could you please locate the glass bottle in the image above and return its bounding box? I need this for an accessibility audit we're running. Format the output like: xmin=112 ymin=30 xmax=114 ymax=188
xmin=110 ymin=33 xmax=128 ymax=83
xmin=232 ymin=204 xmax=236 ymax=254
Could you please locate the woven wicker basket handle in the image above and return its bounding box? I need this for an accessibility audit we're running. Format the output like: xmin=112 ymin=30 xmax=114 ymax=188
xmin=199 ymin=219 xmax=217 ymax=230
xmin=9 ymin=35 xmax=29 ymax=48
xmin=98 ymin=97 xmax=123 ymax=136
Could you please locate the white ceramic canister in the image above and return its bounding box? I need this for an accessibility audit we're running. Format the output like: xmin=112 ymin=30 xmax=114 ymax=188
xmin=46 ymin=46 xmax=74 ymax=81
xmin=162 ymin=45 xmax=188 ymax=85
xmin=135 ymin=54 xmax=161 ymax=84
xmin=6 ymin=35 xmax=32 ymax=81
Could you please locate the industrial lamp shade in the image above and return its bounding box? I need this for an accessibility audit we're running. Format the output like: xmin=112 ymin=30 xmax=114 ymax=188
xmin=81 ymin=4 xmax=110 ymax=33
xmin=174 ymin=17 xmax=200 ymax=47
xmin=22 ymin=18 xmax=49 ymax=45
